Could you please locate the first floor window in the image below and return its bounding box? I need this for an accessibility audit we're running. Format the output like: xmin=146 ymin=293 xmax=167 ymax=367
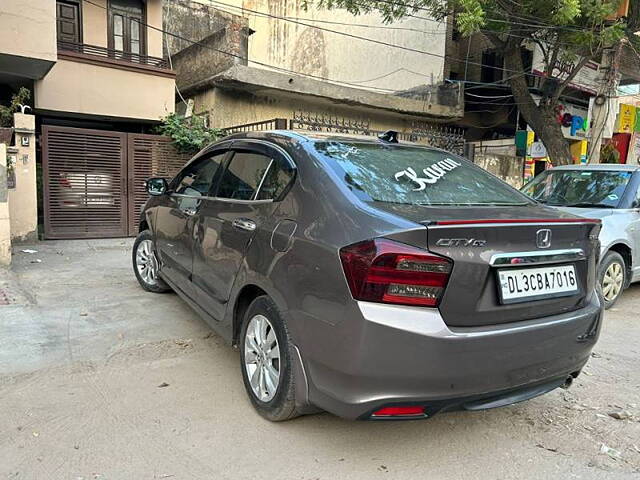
xmin=56 ymin=0 xmax=81 ymax=44
xmin=109 ymin=0 xmax=145 ymax=57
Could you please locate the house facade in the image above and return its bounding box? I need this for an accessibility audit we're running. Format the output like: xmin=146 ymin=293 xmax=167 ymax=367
xmin=163 ymin=0 xmax=464 ymax=144
xmin=36 ymin=0 xmax=174 ymax=123
xmin=0 ymin=0 xmax=177 ymax=243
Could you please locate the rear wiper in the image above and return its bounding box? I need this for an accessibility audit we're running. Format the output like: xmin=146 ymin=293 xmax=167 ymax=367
xmin=565 ymin=202 xmax=611 ymax=208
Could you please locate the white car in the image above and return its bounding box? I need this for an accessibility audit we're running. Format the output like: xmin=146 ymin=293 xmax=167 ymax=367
xmin=57 ymin=172 xmax=115 ymax=208
xmin=522 ymin=164 xmax=640 ymax=308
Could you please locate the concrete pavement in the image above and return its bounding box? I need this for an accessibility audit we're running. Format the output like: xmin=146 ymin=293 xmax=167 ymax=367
xmin=1 ymin=239 xmax=639 ymax=479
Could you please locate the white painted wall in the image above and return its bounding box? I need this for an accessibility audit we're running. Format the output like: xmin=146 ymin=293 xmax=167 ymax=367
xmin=191 ymin=0 xmax=446 ymax=92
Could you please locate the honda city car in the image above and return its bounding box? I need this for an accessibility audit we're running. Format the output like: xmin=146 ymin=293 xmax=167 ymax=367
xmin=132 ymin=130 xmax=603 ymax=421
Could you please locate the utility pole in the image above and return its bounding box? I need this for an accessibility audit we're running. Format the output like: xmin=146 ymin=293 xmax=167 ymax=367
xmin=589 ymin=43 xmax=623 ymax=163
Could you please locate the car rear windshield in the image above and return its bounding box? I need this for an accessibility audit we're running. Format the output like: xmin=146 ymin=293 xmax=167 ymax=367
xmin=315 ymin=142 xmax=529 ymax=206
xmin=522 ymin=169 xmax=632 ymax=208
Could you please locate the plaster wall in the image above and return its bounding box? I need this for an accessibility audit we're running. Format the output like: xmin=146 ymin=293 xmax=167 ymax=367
xmin=35 ymin=60 xmax=175 ymax=121
xmin=195 ymin=87 xmax=449 ymax=133
xmin=0 ymin=0 xmax=56 ymax=62
xmin=185 ymin=0 xmax=447 ymax=92
xmin=7 ymin=114 xmax=38 ymax=242
xmin=0 ymin=143 xmax=10 ymax=265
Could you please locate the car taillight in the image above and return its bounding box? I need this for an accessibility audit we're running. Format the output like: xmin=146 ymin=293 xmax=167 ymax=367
xmin=59 ymin=176 xmax=72 ymax=188
xmin=371 ymin=406 xmax=426 ymax=418
xmin=339 ymin=238 xmax=452 ymax=307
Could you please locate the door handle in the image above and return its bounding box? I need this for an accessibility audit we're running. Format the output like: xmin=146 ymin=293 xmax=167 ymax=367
xmin=232 ymin=218 xmax=257 ymax=232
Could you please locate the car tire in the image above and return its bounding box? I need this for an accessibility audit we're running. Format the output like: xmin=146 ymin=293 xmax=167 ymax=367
xmin=598 ymin=251 xmax=626 ymax=309
xmin=239 ymin=295 xmax=301 ymax=422
xmin=132 ymin=230 xmax=171 ymax=293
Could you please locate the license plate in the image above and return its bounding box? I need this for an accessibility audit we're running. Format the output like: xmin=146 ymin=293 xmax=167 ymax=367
xmin=497 ymin=265 xmax=578 ymax=304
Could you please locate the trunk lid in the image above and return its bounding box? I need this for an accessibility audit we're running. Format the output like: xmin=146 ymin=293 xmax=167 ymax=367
xmin=376 ymin=204 xmax=601 ymax=327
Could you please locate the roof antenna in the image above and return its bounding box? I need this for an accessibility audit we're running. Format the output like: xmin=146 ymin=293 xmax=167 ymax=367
xmin=378 ymin=130 xmax=398 ymax=143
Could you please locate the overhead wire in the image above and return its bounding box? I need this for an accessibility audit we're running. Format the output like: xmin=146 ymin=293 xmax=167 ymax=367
xmin=203 ymin=0 xmax=534 ymax=78
xmin=83 ymin=0 xmax=398 ymax=93
xmin=86 ymin=0 xmax=615 ymax=133
xmin=205 ymin=0 xmax=605 ymax=80
xmin=465 ymin=92 xmax=514 ymax=98
xmin=87 ymin=0 xmax=612 ymax=95
xmin=462 ymin=106 xmax=518 ymax=128
xmin=207 ymin=0 xmax=590 ymax=48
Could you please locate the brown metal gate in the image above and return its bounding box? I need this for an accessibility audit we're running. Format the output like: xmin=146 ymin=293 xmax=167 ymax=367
xmin=43 ymin=126 xmax=190 ymax=239
xmin=127 ymin=133 xmax=191 ymax=236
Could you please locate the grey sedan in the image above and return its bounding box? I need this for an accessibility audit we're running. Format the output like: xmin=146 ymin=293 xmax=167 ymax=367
xmin=133 ymin=131 xmax=602 ymax=421
xmin=522 ymin=164 xmax=640 ymax=308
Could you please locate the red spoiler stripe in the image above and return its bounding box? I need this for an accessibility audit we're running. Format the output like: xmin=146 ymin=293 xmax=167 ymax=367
xmin=436 ymin=218 xmax=601 ymax=225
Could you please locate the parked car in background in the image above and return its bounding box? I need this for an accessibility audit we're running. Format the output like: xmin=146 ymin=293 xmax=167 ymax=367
xmin=522 ymin=164 xmax=640 ymax=308
xmin=133 ymin=131 xmax=603 ymax=421
xmin=57 ymin=171 xmax=115 ymax=208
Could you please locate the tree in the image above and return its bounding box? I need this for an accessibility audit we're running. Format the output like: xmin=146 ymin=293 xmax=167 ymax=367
xmin=304 ymin=0 xmax=630 ymax=164
xmin=0 ymin=87 xmax=30 ymax=127
xmin=628 ymin=0 xmax=639 ymax=35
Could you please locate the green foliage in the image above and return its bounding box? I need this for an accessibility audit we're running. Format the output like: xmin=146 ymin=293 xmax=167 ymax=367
xmin=456 ymin=0 xmax=485 ymax=33
xmin=0 ymin=87 xmax=30 ymax=128
xmin=6 ymin=153 xmax=15 ymax=176
xmin=551 ymin=0 xmax=581 ymax=23
xmin=156 ymin=113 xmax=225 ymax=154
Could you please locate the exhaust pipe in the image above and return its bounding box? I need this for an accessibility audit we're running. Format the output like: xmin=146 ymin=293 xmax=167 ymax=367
xmin=561 ymin=375 xmax=574 ymax=389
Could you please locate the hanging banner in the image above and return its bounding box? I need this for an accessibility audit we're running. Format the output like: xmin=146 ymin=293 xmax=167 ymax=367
xmin=531 ymin=46 xmax=601 ymax=95
xmin=570 ymin=140 xmax=588 ymax=165
xmin=616 ymin=104 xmax=637 ymax=134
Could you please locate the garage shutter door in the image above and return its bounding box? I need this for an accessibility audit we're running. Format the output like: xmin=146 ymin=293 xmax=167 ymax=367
xmin=43 ymin=126 xmax=128 ymax=239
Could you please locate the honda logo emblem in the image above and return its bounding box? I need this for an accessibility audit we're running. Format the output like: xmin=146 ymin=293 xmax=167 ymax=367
xmin=536 ymin=229 xmax=552 ymax=249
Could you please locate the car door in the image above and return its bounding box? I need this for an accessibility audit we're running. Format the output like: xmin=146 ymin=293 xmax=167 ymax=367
xmin=155 ymin=150 xmax=228 ymax=289
xmin=191 ymin=142 xmax=295 ymax=320
xmin=628 ymin=174 xmax=640 ymax=281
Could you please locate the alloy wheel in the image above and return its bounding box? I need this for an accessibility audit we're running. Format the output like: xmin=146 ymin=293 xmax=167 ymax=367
xmin=244 ymin=314 xmax=281 ymax=402
xmin=136 ymin=239 xmax=159 ymax=286
xmin=602 ymin=261 xmax=624 ymax=303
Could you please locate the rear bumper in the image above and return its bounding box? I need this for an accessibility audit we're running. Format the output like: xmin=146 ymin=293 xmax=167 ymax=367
xmin=363 ymin=375 xmax=572 ymax=420
xmin=298 ymin=293 xmax=603 ymax=420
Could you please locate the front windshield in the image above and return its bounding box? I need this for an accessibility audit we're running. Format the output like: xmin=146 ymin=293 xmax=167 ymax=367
xmin=522 ymin=169 xmax=632 ymax=208
xmin=315 ymin=142 xmax=530 ymax=206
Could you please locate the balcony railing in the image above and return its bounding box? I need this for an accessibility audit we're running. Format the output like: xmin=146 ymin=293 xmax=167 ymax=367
xmin=57 ymin=40 xmax=170 ymax=70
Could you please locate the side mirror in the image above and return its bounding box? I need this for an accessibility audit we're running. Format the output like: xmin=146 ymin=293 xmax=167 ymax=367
xmin=146 ymin=177 xmax=169 ymax=196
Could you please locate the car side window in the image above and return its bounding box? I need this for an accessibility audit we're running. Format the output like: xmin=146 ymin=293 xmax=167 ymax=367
xmin=174 ymin=152 xmax=226 ymax=197
xmin=256 ymin=161 xmax=294 ymax=200
xmin=217 ymin=152 xmax=273 ymax=200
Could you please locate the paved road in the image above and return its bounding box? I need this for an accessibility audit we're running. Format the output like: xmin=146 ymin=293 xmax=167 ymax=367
xmin=1 ymin=240 xmax=639 ymax=479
